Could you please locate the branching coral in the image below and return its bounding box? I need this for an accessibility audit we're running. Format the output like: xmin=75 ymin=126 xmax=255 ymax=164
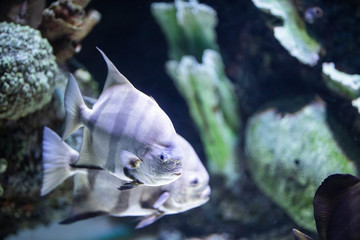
xmin=252 ymin=0 xmax=321 ymax=66
xmin=322 ymin=62 xmax=360 ymax=99
xmin=151 ymin=0 xmax=218 ymax=61
xmin=152 ymin=0 xmax=240 ymax=184
xmin=39 ymin=0 xmax=101 ymax=62
xmin=0 ymin=22 xmax=60 ymax=121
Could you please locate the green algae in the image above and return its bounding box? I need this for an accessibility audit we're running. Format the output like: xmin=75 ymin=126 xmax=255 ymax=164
xmin=252 ymin=0 xmax=321 ymax=66
xmin=245 ymin=100 xmax=357 ymax=231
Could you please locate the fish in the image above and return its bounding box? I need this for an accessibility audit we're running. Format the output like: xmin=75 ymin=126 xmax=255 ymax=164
xmin=59 ymin=47 xmax=183 ymax=189
xmin=304 ymin=7 xmax=323 ymax=24
xmin=41 ymin=127 xmax=210 ymax=228
xmin=313 ymin=173 xmax=360 ymax=240
xmin=291 ymin=173 xmax=360 ymax=240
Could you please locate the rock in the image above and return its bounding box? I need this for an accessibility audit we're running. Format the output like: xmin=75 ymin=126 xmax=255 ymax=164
xmin=245 ymin=98 xmax=357 ymax=231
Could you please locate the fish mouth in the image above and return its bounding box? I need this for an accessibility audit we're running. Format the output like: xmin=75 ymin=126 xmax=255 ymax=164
xmin=170 ymin=167 xmax=182 ymax=176
xmin=166 ymin=161 xmax=182 ymax=176
xmin=200 ymin=186 xmax=211 ymax=199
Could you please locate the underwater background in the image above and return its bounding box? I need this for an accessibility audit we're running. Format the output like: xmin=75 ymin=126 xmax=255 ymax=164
xmin=1 ymin=0 xmax=360 ymax=239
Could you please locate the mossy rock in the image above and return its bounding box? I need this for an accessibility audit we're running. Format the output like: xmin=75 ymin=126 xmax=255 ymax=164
xmin=245 ymin=99 xmax=357 ymax=231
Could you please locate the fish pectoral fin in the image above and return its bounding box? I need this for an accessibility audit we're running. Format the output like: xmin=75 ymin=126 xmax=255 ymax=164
xmin=153 ymin=191 xmax=170 ymax=209
xmin=60 ymin=211 xmax=108 ymax=224
xmin=118 ymin=180 xmax=142 ymax=191
xmin=120 ymin=150 xmax=142 ymax=169
xmin=135 ymin=212 xmax=164 ymax=229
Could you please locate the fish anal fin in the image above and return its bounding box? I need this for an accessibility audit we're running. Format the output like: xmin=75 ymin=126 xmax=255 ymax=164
xmin=60 ymin=211 xmax=108 ymax=224
xmin=292 ymin=229 xmax=313 ymax=240
xmin=135 ymin=213 xmax=164 ymax=229
xmin=96 ymin=47 xmax=134 ymax=91
xmin=153 ymin=192 xmax=170 ymax=209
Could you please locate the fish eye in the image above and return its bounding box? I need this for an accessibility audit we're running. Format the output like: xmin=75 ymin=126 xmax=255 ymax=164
xmin=190 ymin=178 xmax=199 ymax=186
xmin=313 ymin=7 xmax=323 ymax=17
xmin=159 ymin=154 xmax=165 ymax=160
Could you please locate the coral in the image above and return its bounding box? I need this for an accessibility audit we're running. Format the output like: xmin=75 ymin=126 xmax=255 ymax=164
xmin=322 ymin=62 xmax=360 ymax=99
xmin=245 ymin=99 xmax=357 ymax=231
xmin=0 ymin=22 xmax=60 ymax=121
xmin=152 ymin=0 xmax=218 ymax=61
xmin=0 ymin=0 xmax=46 ymax=28
xmin=152 ymin=1 xmax=240 ymax=184
xmin=39 ymin=0 xmax=101 ymax=62
xmin=167 ymin=50 xmax=239 ymax=183
xmin=252 ymin=0 xmax=321 ymax=66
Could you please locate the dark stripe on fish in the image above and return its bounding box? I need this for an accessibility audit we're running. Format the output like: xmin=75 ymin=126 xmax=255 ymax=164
xmin=133 ymin=98 xmax=153 ymax=143
xmin=140 ymin=190 xmax=163 ymax=210
xmin=106 ymin=91 xmax=139 ymax=172
xmin=87 ymin=96 xmax=110 ymax=136
xmin=87 ymin=169 xmax=101 ymax=191
xmin=110 ymin=188 xmax=130 ymax=212
xmin=142 ymin=107 xmax=161 ymax=143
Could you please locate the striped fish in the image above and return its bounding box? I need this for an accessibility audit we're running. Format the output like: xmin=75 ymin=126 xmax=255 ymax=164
xmin=60 ymin=48 xmax=183 ymax=189
xmin=41 ymin=127 xmax=210 ymax=228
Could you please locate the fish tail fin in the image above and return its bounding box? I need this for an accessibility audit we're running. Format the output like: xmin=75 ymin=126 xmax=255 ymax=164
xmin=41 ymin=127 xmax=79 ymax=196
xmin=63 ymin=74 xmax=86 ymax=140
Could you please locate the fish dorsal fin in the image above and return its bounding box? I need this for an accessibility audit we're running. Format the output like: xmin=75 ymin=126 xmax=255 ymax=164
xmin=96 ymin=47 xmax=134 ymax=92
xmin=135 ymin=212 xmax=164 ymax=229
xmin=153 ymin=192 xmax=170 ymax=209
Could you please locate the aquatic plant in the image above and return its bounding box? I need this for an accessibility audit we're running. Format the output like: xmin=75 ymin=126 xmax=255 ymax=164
xmin=252 ymin=0 xmax=321 ymax=66
xmin=152 ymin=0 xmax=240 ymax=184
xmin=0 ymin=22 xmax=60 ymax=121
xmin=245 ymin=100 xmax=357 ymax=231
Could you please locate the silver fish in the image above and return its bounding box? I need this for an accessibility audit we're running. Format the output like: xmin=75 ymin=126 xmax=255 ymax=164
xmin=304 ymin=7 xmax=323 ymax=24
xmin=41 ymin=127 xmax=210 ymax=228
xmin=61 ymin=48 xmax=183 ymax=188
